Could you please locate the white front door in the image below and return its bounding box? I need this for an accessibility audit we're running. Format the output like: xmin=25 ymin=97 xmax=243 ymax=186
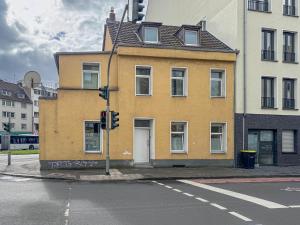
xmin=134 ymin=128 xmax=150 ymax=163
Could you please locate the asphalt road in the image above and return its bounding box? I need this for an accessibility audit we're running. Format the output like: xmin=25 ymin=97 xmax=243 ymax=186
xmin=0 ymin=175 xmax=299 ymax=225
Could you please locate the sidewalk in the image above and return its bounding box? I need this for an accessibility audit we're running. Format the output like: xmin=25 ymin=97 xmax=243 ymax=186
xmin=1 ymin=155 xmax=300 ymax=181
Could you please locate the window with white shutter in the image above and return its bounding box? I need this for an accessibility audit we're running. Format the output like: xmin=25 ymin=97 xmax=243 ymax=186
xmin=282 ymin=130 xmax=295 ymax=153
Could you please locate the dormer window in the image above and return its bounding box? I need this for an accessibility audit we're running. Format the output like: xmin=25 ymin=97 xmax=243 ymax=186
xmin=17 ymin=93 xmax=25 ymax=99
xmin=144 ymin=27 xmax=158 ymax=43
xmin=1 ymin=90 xmax=11 ymax=96
xmin=184 ymin=30 xmax=199 ymax=46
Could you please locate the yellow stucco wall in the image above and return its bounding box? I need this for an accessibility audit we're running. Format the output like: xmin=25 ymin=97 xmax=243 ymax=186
xmin=40 ymin=47 xmax=236 ymax=164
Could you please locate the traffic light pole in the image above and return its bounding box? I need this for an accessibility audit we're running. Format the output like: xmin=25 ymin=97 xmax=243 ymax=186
xmin=7 ymin=115 xmax=11 ymax=166
xmin=105 ymin=4 xmax=128 ymax=175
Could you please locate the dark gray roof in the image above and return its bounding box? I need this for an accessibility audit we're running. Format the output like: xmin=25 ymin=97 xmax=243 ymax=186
xmin=106 ymin=21 xmax=234 ymax=53
xmin=0 ymin=80 xmax=32 ymax=104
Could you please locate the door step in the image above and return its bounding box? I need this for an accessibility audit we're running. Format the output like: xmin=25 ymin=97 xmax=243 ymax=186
xmin=134 ymin=163 xmax=153 ymax=168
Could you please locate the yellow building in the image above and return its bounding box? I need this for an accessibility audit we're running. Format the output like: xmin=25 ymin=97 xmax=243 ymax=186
xmin=39 ymin=14 xmax=237 ymax=169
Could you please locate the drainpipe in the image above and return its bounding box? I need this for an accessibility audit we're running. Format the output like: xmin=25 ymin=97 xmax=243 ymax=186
xmin=242 ymin=0 xmax=247 ymax=151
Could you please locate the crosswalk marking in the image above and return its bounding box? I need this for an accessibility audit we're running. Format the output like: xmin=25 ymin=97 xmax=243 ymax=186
xmin=210 ymin=203 xmax=227 ymax=210
xmin=179 ymin=179 xmax=288 ymax=209
xmin=229 ymin=211 xmax=252 ymax=222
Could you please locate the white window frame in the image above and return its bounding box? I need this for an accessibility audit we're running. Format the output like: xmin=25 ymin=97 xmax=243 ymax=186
xmin=144 ymin=27 xmax=159 ymax=44
xmin=170 ymin=121 xmax=188 ymax=153
xmin=82 ymin=62 xmax=100 ymax=90
xmin=210 ymin=68 xmax=226 ymax=98
xmin=210 ymin=122 xmax=227 ymax=154
xmin=135 ymin=65 xmax=152 ymax=96
xmin=170 ymin=67 xmax=188 ymax=97
xmin=184 ymin=30 xmax=199 ymax=46
xmin=83 ymin=120 xmax=103 ymax=153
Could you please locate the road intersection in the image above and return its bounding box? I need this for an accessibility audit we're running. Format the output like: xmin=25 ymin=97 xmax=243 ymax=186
xmin=0 ymin=174 xmax=299 ymax=225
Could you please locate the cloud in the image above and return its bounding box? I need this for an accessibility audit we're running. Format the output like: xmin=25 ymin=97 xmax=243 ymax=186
xmin=0 ymin=0 xmax=127 ymax=83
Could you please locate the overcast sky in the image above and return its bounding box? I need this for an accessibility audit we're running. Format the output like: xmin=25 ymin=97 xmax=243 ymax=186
xmin=0 ymin=0 xmax=136 ymax=84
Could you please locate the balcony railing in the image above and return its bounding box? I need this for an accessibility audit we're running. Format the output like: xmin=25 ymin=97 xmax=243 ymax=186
xmin=261 ymin=97 xmax=275 ymax=108
xmin=261 ymin=50 xmax=275 ymax=61
xmin=283 ymin=5 xmax=296 ymax=16
xmin=283 ymin=51 xmax=296 ymax=62
xmin=283 ymin=98 xmax=295 ymax=109
xmin=248 ymin=0 xmax=269 ymax=12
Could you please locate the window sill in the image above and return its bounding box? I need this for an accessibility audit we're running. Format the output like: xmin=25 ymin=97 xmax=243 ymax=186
xmin=248 ymin=9 xmax=272 ymax=13
xmin=282 ymin=61 xmax=298 ymax=64
xmin=282 ymin=108 xmax=299 ymax=111
xmin=261 ymin=59 xmax=278 ymax=62
xmin=283 ymin=14 xmax=299 ymax=18
xmin=210 ymin=96 xmax=226 ymax=98
xmin=261 ymin=107 xmax=278 ymax=110
xmin=172 ymin=95 xmax=187 ymax=98
xmin=84 ymin=151 xmax=102 ymax=154
xmin=136 ymin=94 xmax=152 ymax=97
xmin=211 ymin=151 xmax=226 ymax=154
xmin=171 ymin=151 xmax=187 ymax=154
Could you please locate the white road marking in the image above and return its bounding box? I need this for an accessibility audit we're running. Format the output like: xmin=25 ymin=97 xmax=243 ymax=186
xmin=179 ymin=180 xmax=288 ymax=209
xmin=64 ymin=208 xmax=69 ymax=217
xmin=289 ymin=205 xmax=300 ymax=208
xmin=173 ymin=189 xmax=182 ymax=193
xmin=229 ymin=211 xmax=252 ymax=222
xmin=165 ymin=185 xmax=172 ymax=189
xmin=157 ymin=182 xmax=164 ymax=185
xmin=152 ymin=181 xmax=158 ymax=183
xmin=183 ymin=192 xmax=194 ymax=197
xmin=15 ymin=178 xmax=32 ymax=182
xmin=195 ymin=197 xmax=209 ymax=203
xmin=210 ymin=203 xmax=227 ymax=210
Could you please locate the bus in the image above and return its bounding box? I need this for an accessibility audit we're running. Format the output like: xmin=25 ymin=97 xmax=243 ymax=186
xmin=0 ymin=135 xmax=39 ymax=150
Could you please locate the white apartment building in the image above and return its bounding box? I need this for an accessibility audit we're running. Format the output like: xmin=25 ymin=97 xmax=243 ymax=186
xmin=0 ymin=80 xmax=33 ymax=134
xmin=147 ymin=0 xmax=300 ymax=166
xmin=31 ymin=84 xmax=57 ymax=133
xmin=19 ymin=71 xmax=58 ymax=134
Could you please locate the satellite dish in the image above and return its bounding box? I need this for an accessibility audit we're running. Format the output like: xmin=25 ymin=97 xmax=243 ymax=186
xmin=24 ymin=71 xmax=41 ymax=88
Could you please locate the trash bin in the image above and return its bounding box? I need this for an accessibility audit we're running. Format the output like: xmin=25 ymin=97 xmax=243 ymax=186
xmin=240 ymin=150 xmax=256 ymax=169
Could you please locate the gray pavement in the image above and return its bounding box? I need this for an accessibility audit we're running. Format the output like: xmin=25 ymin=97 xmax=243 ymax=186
xmin=1 ymin=154 xmax=300 ymax=181
xmin=0 ymin=175 xmax=300 ymax=225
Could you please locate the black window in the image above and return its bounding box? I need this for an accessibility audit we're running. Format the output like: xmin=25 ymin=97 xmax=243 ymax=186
xmin=283 ymin=79 xmax=295 ymax=109
xmin=283 ymin=0 xmax=296 ymax=16
xmin=262 ymin=30 xmax=275 ymax=61
xmin=283 ymin=32 xmax=296 ymax=63
xmin=261 ymin=77 xmax=275 ymax=108
xmin=248 ymin=0 xmax=269 ymax=12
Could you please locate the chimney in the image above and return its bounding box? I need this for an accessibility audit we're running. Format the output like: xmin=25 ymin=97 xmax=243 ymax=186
xmin=199 ymin=20 xmax=206 ymax=31
xmin=108 ymin=7 xmax=116 ymax=22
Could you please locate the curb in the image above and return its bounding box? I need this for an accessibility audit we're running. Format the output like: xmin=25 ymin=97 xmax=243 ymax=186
xmin=0 ymin=172 xmax=77 ymax=181
xmin=1 ymin=171 xmax=300 ymax=182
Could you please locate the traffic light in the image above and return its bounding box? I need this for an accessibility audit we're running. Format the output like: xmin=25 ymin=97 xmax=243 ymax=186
xmin=99 ymin=86 xmax=109 ymax=100
xmin=100 ymin=111 xmax=107 ymax=130
xmin=111 ymin=111 xmax=119 ymax=129
xmin=132 ymin=0 xmax=145 ymax=22
xmin=3 ymin=123 xmax=11 ymax=133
